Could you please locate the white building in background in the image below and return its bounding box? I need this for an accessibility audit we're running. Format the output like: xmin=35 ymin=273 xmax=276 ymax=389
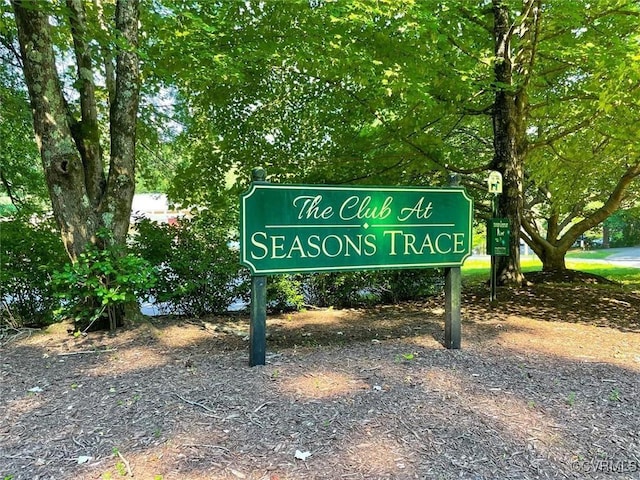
xmin=130 ymin=193 xmax=190 ymax=225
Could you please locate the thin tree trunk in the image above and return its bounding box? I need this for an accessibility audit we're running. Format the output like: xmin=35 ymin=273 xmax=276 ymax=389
xmin=12 ymin=0 xmax=98 ymax=261
xmin=105 ymin=0 xmax=139 ymax=247
xmin=67 ymin=0 xmax=105 ymax=207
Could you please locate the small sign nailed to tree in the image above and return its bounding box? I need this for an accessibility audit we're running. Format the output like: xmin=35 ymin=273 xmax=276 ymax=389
xmin=487 ymin=171 xmax=503 ymax=194
xmin=240 ymin=184 xmax=474 ymax=275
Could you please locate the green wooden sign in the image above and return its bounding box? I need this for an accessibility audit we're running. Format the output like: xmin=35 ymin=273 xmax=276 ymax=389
xmin=240 ymin=184 xmax=473 ymax=275
xmin=487 ymin=218 xmax=510 ymax=256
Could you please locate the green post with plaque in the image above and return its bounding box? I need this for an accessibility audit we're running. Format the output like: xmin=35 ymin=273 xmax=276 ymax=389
xmin=486 ymin=171 xmax=506 ymax=301
xmin=241 ymin=170 xmax=474 ymax=365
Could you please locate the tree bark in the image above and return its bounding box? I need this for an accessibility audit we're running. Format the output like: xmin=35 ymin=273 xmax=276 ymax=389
xmin=106 ymin=0 xmax=139 ymax=247
xmin=66 ymin=0 xmax=105 ymax=207
xmin=12 ymin=0 xmax=140 ymax=329
xmin=491 ymin=0 xmax=527 ymax=286
xmin=12 ymin=0 xmax=98 ymax=261
xmin=538 ymin=245 xmax=568 ymax=272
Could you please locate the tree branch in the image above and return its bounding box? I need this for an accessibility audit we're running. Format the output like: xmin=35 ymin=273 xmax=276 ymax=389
xmin=94 ymin=0 xmax=116 ymax=106
xmin=562 ymin=160 xmax=640 ymax=242
xmin=0 ymin=168 xmax=22 ymax=208
xmin=66 ymin=0 xmax=105 ymax=206
xmin=104 ymin=0 xmax=140 ymax=245
xmin=0 ymin=35 xmax=24 ymax=69
xmin=528 ymin=110 xmax=601 ymax=151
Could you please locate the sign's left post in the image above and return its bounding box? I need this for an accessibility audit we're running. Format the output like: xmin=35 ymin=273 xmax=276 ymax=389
xmin=249 ymin=168 xmax=268 ymax=366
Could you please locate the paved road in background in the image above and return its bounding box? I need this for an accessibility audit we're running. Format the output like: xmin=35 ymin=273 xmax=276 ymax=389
xmin=478 ymin=247 xmax=640 ymax=268
xmin=604 ymin=246 xmax=640 ymax=269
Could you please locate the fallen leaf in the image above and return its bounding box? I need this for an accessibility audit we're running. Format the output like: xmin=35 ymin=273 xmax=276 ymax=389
xmin=294 ymin=450 xmax=311 ymax=461
xmin=229 ymin=468 xmax=246 ymax=479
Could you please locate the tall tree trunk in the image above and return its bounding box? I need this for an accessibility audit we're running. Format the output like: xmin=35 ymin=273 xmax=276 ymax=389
xmin=106 ymin=0 xmax=139 ymax=248
xmin=602 ymin=223 xmax=610 ymax=249
xmin=491 ymin=0 xmax=527 ymax=286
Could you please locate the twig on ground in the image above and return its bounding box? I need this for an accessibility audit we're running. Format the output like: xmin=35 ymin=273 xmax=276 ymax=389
xmin=57 ymin=349 xmax=117 ymax=356
xmin=359 ymin=366 xmax=382 ymax=372
xmin=116 ymin=450 xmax=133 ymax=477
xmin=173 ymin=392 xmax=218 ymax=415
xmin=301 ymin=304 xmax=326 ymax=310
xmin=1 ymin=454 xmax=37 ymax=460
xmin=71 ymin=436 xmax=85 ymax=448
xmin=398 ymin=417 xmax=422 ymax=441
xmin=253 ymin=402 xmax=271 ymax=413
xmin=182 ymin=443 xmax=231 ymax=453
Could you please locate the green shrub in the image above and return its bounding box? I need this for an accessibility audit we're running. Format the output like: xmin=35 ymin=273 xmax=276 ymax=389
xmin=376 ymin=269 xmax=444 ymax=304
xmin=301 ymin=269 xmax=443 ymax=308
xmin=302 ymin=271 xmax=372 ymax=308
xmin=266 ymin=275 xmax=304 ymax=312
xmin=0 ymin=216 xmax=67 ymax=327
xmin=132 ymin=211 xmax=445 ymax=315
xmin=132 ymin=212 xmax=243 ymax=317
xmin=51 ymin=230 xmax=157 ymax=331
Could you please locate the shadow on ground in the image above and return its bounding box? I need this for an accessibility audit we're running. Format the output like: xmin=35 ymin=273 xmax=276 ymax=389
xmin=1 ymin=284 xmax=639 ymax=480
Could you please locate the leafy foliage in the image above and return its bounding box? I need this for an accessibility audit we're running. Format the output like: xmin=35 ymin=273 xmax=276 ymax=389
xmin=0 ymin=43 xmax=47 ymax=211
xmin=266 ymin=275 xmax=304 ymax=313
xmin=146 ymin=0 xmax=481 ymax=208
xmin=132 ymin=211 xmax=242 ymax=317
xmin=0 ymin=216 xmax=67 ymax=327
xmin=51 ymin=230 xmax=157 ymax=331
xmin=302 ymin=269 xmax=443 ymax=309
xmin=149 ymin=1 xmax=639 ymax=276
xmin=606 ymin=207 xmax=640 ymax=248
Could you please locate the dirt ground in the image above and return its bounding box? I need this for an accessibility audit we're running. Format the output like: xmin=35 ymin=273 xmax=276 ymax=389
xmin=1 ymin=282 xmax=639 ymax=480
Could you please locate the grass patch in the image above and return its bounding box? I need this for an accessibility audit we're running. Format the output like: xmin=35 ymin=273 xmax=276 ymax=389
xmin=462 ymin=255 xmax=640 ymax=286
xmin=462 ymin=256 xmax=542 ymax=285
xmin=565 ymin=248 xmax=623 ymax=260
xmin=564 ymin=261 xmax=640 ymax=285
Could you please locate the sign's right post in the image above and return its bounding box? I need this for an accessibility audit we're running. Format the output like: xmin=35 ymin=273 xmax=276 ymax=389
xmin=444 ymin=174 xmax=462 ymax=349
xmin=444 ymin=266 xmax=461 ymax=349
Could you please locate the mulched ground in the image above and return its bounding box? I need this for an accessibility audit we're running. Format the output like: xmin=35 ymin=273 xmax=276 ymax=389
xmin=1 ymin=281 xmax=639 ymax=480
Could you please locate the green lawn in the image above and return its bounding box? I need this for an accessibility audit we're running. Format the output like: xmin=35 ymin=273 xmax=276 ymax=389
xmin=565 ymin=248 xmax=625 ymax=259
xmin=462 ymin=255 xmax=640 ymax=285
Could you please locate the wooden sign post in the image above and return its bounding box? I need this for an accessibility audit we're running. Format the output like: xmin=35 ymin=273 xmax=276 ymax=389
xmin=248 ymin=168 xmax=268 ymax=366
